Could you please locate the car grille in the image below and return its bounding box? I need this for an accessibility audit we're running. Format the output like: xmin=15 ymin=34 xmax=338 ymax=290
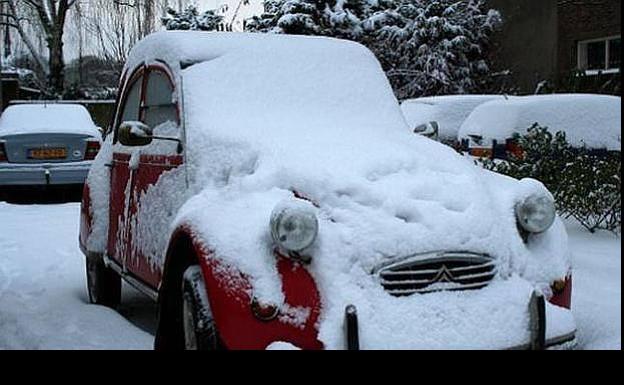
xmin=373 ymin=252 xmax=497 ymax=296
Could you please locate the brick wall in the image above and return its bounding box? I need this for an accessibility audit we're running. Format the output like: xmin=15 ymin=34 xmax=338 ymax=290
xmin=488 ymin=0 xmax=621 ymax=94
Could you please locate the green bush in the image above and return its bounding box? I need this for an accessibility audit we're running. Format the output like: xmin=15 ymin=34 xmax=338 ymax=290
xmin=480 ymin=124 xmax=621 ymax=233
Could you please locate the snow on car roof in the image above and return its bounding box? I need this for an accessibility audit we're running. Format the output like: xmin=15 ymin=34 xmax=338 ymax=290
xmin=126 ymin=31 xmax=409 ymax=151
xmin=458 ymin=94 xmax=621 ymax=150
xmin=176 ymin=32 xmax=408 ymax=156
xmin=0 ymin=104 xmax=100 ymax=137
xmin=401 ymin=95 xmax=511 ymax=141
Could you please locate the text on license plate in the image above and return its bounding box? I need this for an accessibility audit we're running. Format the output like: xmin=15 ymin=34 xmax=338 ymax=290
xmin=28 ymin=147 xmax=67 ymax=159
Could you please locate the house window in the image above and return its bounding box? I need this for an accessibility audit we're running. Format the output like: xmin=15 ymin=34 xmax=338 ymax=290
xmin=578 ymin=36 xmax=621 ymax=75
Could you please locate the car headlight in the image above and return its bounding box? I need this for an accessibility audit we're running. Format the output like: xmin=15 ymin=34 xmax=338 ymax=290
xmin=270 ymin=200 xmax=319 ymax=252
xmin=515 ymin=194 xmax=556 ymax=234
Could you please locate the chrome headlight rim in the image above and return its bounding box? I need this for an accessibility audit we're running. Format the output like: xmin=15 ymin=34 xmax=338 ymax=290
xmin=515 ymin=193 xmax=556 ymax=234
xmin=270 ymin=200 xmax=319 ymax=252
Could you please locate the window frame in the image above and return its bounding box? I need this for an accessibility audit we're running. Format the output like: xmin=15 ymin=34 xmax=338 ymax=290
xmin=113 ymin=62 xmax=179 ymax=144
xmin=577 ymin=35 xmax=621 ymax=75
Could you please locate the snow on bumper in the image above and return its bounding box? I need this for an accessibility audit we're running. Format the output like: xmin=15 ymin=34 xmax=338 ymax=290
xmin=319 ymin=275 xmax=576 ymax=350
xmin=0 ymin=161 xmax=92 ymax=186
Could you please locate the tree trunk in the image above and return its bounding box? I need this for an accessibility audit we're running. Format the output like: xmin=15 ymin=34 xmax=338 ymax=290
xmin=47 ymin=29 xmax=65 ymax=97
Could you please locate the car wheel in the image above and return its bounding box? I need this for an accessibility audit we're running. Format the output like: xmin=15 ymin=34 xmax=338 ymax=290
xmin=86 ymin=253 xmax=121 ymax=307
xmin=181 ymin=265 xmax=221 ymax=350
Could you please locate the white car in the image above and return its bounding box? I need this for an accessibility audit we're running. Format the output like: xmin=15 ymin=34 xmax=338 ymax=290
xmin=0 ymin=103 xmax=101 ymax=192
xmin=400 ymin=95 xmax=512 ymax=146
xmin=80 ymin=31 xmax=576 ymax=350
xmin=458 ymin=94 xmax=622 ymax=159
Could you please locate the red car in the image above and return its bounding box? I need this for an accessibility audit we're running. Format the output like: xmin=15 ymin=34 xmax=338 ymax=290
xmin=79 ymin=32 xmax=576 ymax=350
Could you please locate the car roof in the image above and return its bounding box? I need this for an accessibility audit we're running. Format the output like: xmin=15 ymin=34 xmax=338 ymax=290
xmin=125 ymin=31 xmax=368 ymax=75
xmin=458 ymin=94 xmax=621 ymax=150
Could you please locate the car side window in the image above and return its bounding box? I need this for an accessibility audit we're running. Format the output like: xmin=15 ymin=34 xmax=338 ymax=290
xmin=120 ymin=75 xmax=143 ymax=124
xmin=143 ymin=70 xmax=178 ymax=129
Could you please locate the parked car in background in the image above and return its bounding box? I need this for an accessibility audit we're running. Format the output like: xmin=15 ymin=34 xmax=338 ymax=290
xmin=0 ymin=103 xmax=102 ymax=194
xmin=458 ymin=94 xmax=621 ymax=159
xmin=400 ymin=95 xmax=512 ymax=147
xmin=80 ymin=31 xmax=576 ymax=350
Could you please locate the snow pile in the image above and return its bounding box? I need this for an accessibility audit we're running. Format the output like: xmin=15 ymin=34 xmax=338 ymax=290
xmin=401 ymin=95 xmax=512 ymax=141
xmin=0 ymin=104 xmax=100 ymax=137
xmin=458 ymin=94 xmax=622 ymax=150
xmin=87 ymin=32 xmax=574 ymax=349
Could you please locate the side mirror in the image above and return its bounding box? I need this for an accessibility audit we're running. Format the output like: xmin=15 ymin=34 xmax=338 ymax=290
xmin=118 ymin=121 xmax=153 ymax=147
xmin=414 ymin=121 xmax=439 ymax=140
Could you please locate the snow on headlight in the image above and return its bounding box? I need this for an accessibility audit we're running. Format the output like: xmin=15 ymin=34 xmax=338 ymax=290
xmin=516 ymin=194 xmax=556 ymax=234
xmin=270 ymin=199 xmax=319 ymax=252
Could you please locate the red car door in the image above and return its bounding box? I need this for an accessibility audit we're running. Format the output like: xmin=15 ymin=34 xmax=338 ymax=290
xmin=124 ymin=66 xmax=182 ymax=289
xmin=108 ymin=71 xmax=143 ymax=270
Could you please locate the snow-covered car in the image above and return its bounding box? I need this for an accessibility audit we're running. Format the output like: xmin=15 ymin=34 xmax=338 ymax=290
xmin=0 ymin=103 xmax=102 ymax=190
xmin=79 ymin=31 xmax=576 ymax=350
xmin=400 ymin=95 xmax=511 ymax=147
xmin=458 ymin=94 xmax=622 ymax=159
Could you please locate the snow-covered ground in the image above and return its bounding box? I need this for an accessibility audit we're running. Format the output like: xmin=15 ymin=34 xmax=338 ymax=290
xmin=0 ymin=201 xmax=153 ymax=349
xmin=0 ymin=200 xmax=620 ymax=349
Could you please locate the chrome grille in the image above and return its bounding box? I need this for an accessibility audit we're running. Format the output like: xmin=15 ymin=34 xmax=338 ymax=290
xmin=374 ymin=252 xmax=497 ymax=296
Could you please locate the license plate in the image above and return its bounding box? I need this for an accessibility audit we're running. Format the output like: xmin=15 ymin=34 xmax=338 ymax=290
xmin=28 ymin=147 xmax=67 ymax=160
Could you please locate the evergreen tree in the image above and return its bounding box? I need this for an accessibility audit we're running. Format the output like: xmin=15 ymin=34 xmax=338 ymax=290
xmin=162 ymin=5 xmax=223 ymax=31
xmin=247 ymin=0 xmax=372 ymax=39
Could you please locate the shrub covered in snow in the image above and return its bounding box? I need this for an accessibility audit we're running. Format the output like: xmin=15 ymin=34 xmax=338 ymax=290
xmin=246 ymin=0 xmax=502 ymax=99
xmin=481 ymin=125 xmax=621 ymax=234
xmin=162 ymin=5 xmax=223 ymax=31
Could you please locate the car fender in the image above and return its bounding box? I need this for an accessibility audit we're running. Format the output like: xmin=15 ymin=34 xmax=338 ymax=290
xmin=163 ymin=225 xmax=324 ymax=350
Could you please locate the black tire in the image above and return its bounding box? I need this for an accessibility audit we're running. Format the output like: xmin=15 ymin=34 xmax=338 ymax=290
xmin=86 ymin=253 xmax=121 ymax=307
xmin=181 ymin=265 xmax=221 ymax=350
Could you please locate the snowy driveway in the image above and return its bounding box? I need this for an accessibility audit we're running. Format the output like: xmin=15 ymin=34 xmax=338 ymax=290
xmin=0 ymin=201 xmax=620 ymax=349
xmin=0 ymin=202 xmax=153 ymax=349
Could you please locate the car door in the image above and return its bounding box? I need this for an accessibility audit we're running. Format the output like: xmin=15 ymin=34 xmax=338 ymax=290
xmin=124 ymin=65 xmax=183 ymax=289
xmin=107 ymin=70 xmax=143 ymax=270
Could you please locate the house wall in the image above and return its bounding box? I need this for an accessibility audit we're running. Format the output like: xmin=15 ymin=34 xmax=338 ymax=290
xmin=489 ymin=0 xmax=621 ymax=95
xmin=557 ymin=0 xmax=621 ymax=93
xmin=489 ymin=0 xmax=559 ymax=94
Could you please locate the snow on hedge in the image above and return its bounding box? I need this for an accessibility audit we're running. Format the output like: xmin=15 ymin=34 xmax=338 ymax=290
xmin=458 ymin=94 xmax=622 ymax=150
xmin=401 ymin=95 xmax=512 ymax=141
xmin=88 ymin=32 xmax=574 ymax=349
xmin=0 ymin=104 xmax=100 ymax=137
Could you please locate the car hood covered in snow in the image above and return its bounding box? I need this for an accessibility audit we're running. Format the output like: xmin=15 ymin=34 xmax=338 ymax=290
xmin=92 ymin=32 xmax=573 ymax=348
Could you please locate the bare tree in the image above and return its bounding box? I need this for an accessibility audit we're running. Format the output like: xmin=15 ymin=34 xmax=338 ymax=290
xmin=1 ymin=0 xmax=77 ymax=95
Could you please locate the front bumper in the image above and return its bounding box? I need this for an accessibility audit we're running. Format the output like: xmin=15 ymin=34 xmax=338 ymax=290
xmin=309 ymin=274 xmax=577 ymax=350
xmin=341 ymin=290 xmax=576 ymax=350
xmin=0 ymin=161 xmax=92 ymax=186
